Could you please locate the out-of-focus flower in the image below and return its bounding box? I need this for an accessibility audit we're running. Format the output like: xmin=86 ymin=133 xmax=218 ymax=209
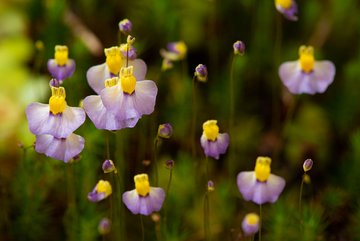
xmin=35 ymin=133 xmax=84 ymax=163
xmin=279 ymin=45 xmax=335 ymax=94
xmin=303 ymin=158 xmax=313 ymax=172
xmin=87 ymin=46 xmax=147 ymax=94
xmin=237 ymin=157 xmax=286 ymax=205
xmin=26 ymin=86 xmax=86 ymax=138
xmin=118 ymin=18 xmax=132 ymax=35
xmin=161 ymin=58 xmax=174 ymax=71
xmin=233 ymin=40 xmax=245 ymax=56
xmin=98 ymin=218 xmax=111 ymax=235
xmin=102 ymin=159 xmax=117 ymax=173
xmin=275 ymin=0 xmax=298 ymax=21
xmin=47 ymin=45 xmax=76 ymax=83
xmin=207 ymin=180 xmax=215 ymax=192
xmin=165 ymin=159 xmax=174 ymax=169
xmin=160 ymin=41 xmax=187 ymax=61
xmin=158 ymin=123 xmax=173 ymax=139
xmin=88 ymin=180 xmax=112 ymax=202
xmin=241 ymin=213 xmax=260 ymax=236
xmin=194 ymin=64 xmax=208 ymax=82
xmin=84 ymin=65 xmax=157 ymax=131
xmin=200 ymin=120 xmax=229 ymax=160
xmin=122 ymin=174 xmax=165 ymax=215
xmin=119 ymin=43 xmax=137 ymax=60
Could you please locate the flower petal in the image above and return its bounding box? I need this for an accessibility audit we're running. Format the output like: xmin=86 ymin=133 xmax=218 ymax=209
xmin=35 ymin=133 xmax=85 ymax=162
xmin=122 ymin=190 xmax=141 ymax=214
xmin=87 ymin=63 xmax=112 ymax=94
xmin=132 ymin=80 xmax=158 ymax=116
xmin=237 ymin=171 xmax=257 ymax=201
xmin=200 ymin=133 xmax=229 ymax=159
xmin=138 ymin=187 xmax=165 ymax=215
xmin=275 ymin=0 xmax=298 ymax=21
xmin=47 ymin=59 xmax=76 ymax=81
xmin=128 ymin=59 xmax=147 ymax=81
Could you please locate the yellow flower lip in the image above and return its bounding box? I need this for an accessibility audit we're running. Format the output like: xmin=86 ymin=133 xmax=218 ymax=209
xmin=275 ymin=0 xmax=292 ymax=9
xmin=96 ymin=180 xmax=112 ymax=196
xmin=299 ymin=45 xmax=315 ymax=73
xmin=49 ymin=86 xmax=67 ymax=115
xmin=245 ymin=213 xmax=260 ymax=225
xmin=104 ymin=77 xmax=119 ymax=88
xmin=203 ymin=120 xmax=219 ymax=141
xmin=134 ymin=174 xmax=150 ymax=197
xmin=54 ymin=45 xmax=69 ymax=66
xmin=105 ymin=46 xmax=123 ymax=75
xmin=254 ymin=156 xmax=271 ymax=182
xmin=120 ymin=66 xmax=136 ymax=95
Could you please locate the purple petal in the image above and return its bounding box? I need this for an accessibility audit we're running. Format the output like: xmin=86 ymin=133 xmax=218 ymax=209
xmin=275 ymin=0 xmax=298 ymax=21
xmin=88 ymin=189 xmax=106 ymax=202
xmin=132 ymin=80 xmax=158 ymax=116
xmin=47 ymin=59 xmax=76 ymax=81
xmin=83 ymin=95 xmax=139 ymax=130
xmin=122 ymin=187 xmax=165 ymax=216
xmin=128 ymin=59 xmax=147 ymax=81
xmin=26 ymin=102 xmax=86 ymax=138
xmin=279 ymin=60 xmax=335 ymax=95
xmin=200 ymin=133 xmax=229 ymax=159
xmin=237 ymin=172 xmax=286 ymax=205
xmin=87 ymin=63 xmax=112 ymax=94
xmin=35 ymin=133 xmax=85 ymax=163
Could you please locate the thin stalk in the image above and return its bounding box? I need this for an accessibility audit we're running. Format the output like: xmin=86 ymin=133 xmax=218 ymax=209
xmin=191 ymin=76 xmax=197 ymax=159
xmin=299 ymin=174 xmax=305 ymax=226
xmin=140 ymin=215 xmax=145 ymax=241
xmin=229 ymin=55 xmax=236 ymax=133
xmin=259 ymin=204 xmax=262 ymax=241
xmin=153 ymin=137 xmax=160 ymax=186
xmin=204 ymin=192 xmax=210 ymax=241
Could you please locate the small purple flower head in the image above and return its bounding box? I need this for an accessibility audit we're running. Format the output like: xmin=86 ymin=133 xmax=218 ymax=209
xmin=160 ymin=41 xmax=187 ymax=61
xmin=118 ymin=18 xmax=132 ymax=35
xmin=122 ymin=174 xmax=165 ymax=216
xmin=47 ymin=45 xmax=76 ymax=82
xmin=158 ymin=123 xmax=173 ymax=139
xmin=242 ymin=213 xmax=260 ymax=236
xmin=275 ymin=0 xmax=298 ymax=21
xmin=200 ymin=120 xmax=229 ymax=160
xmin=165 ymin=159 xmax=175 ymax=169
xmin=233 ymin=40 xmax=246 ymax=56
xmin=237 ymin=157 xmax=286 ymax=205
xmin=88 ymin=180 xmax=112 ymax=202
xmin=120 ymin=43 xmax=138 ymax=60
xmin=279 ymin=45 xmax=335 ymax=94
xmin=303 ymin=158 xmax=313 ymax=172
xmin=194 ymin=64 xmax=208 ymax=82
xmin=207 ymin=180 xmax=215 ymax=192
xmin=35 ymin=133 xmax=85 ymax=163
xmin=98 ymin=218 xmax=111 ymax=235
xmin=26 ymin=86 xmax=86 ymax=138
xmin=102 ymin=159 xmax=117 ymax=173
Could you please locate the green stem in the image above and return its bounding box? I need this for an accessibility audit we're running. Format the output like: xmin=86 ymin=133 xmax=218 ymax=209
xmin=204 ymin=192 xmax=210 ymax=241
xmin=299 ymin=174 xmax=305 ymax=226
xmin=191 ymin=76 xmax=197 ymax=159
xmin=140 ymin=215 xmax=145 ymax=241
xmin=259 ymin=204 xmax=262 ymax=241
xmin=154 ymin=137 xmax=159 ymax=186
xmin=67 ymin=163 xmax=77 ymax=241
xmin=105 ymin=131 xmax=110 ymax=160
xmin=229 ymin=55 xmax=236 ymax=132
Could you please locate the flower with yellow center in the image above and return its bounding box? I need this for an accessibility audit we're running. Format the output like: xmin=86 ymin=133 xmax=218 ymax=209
xmin=203 ymin=120 xmax=219 ymax=141
xmin=49 ymin=86 xmax=67 ymax=115
xmin=120 ymin=66 xmax=136 ymax=94
xmin=274 ymin=0 xmax=298 ymax=21
xmin=254 ymin=156 xmax=271 ymax=182
xmin=105 ymin=47 xmax=123 ymax=75
xmin=299 ymin=45 xmax=314 ymax=73
xmin=242 ymin=213 xmax=260 ymax=235
xmin=88 ymin=180 xmax=112 ymax=202
xmin=134 ymin=174 xmax=151 ymax=196
xmin=54 ymin=45 xmax=69 ymax=66
xmin=275 ymin=0 xmax=292 ymax=9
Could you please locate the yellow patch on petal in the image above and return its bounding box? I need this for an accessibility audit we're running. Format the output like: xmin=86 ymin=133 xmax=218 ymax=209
xmin=54 ymin=45 xmax=69 ymax=66
xmin=254 ymin=156 xmax=271 ymax=182
xmin=299 ymin=45 xmax=315 ymax=73
xmin=120 ymin=66 xmax=136 ymax=94
xmin=275 ymin=0 xmax=292 ymax=9
xmin=134 ymin=174 xmax=150 ymax=197
xmin=96 ymin=180 xmax=112 ymax=196
xmin=105 ymin=47 xmax=122 ymax=75
xmin=104 ymin=77 xmax=119 ymax=88
xmin=245 ymin=213 xmax=260 ymax=225
xmin=49 ymin=86 xmax=67 ymax=115
xmin=203 ymin=120 xmax=219 ymax=141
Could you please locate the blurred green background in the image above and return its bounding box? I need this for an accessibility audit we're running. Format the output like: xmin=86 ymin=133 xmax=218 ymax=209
xmin=1 ymin=0 xmax=360 ymax=240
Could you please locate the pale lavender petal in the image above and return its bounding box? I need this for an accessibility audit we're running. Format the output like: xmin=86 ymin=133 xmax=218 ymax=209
xmin=279 ymin=60 xmax=335 ymax=95
xmin=26 ymin=103 xmax=85 ymax=138
xmin=122 ymin=190 xmax=141 ymax=214
xmin=47 ymin=59 xmax=76 ymax=81
xmin=88 ymin=188 xmax=106 ymax=202
xmin=35 ymin=133 xmax=85 ymax=163
xmin=200 ymin=133 xmax=229 ymax=159
xmin=83 ymin=95 xmax=138 ymax=130
xmin=276 ymin=0 xmax=298 ymax=21
xmin=132 ymin=80 xmax=158 ymax=116
xmin=87 ymin=63 xmax=112 ymax=94
xmin=237 ymin=172 xmax=257 ymax=202
xmin=127 ymin=59 xmax=147 ymax=81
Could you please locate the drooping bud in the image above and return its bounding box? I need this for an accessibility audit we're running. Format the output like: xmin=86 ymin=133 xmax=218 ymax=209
xmin=303 ymin=158 xmax=313 ymax=172
xmin=233 ymin=40 xmax=245 ymax=56
xmin=118 ymin=18 xmax=132 ymax=35
xmin=102 ymin=159 xmax=117 ymax=173
xmin=98 ymin=217 xmax=111 ymax=235
xmin=195 ymin=64 xmax=208 ymax=82
xmin=158 ymin=123 xmax=173 ymax=139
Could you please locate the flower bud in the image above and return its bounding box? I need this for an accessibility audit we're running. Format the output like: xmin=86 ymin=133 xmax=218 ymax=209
xmin=118 ymin=19 xmax=132 ymax=35
xmin=195 ymin=64 xmax=208 ymax=82
xmin=241 ymin=213 xmax=260 ymax=236
xmin=102 ymin=159 xmax=117 ymax=173
xmin=207 ymin=180 xmax=215 ymax=192
xmin=158 ymin=123 xmax=173 ymax=139
xmin=98 ymin=217 xmax=111 ymax=235
xmin=303 ymin=159 xmax=313 ymax=172
xmin=233 ymin=40 xmax=245 ymax=56
xmin=165 ymin=159 xmax=174 ymax=169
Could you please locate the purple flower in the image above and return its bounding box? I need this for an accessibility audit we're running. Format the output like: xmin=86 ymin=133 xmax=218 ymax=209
xmin=237 ymin=157 xmax=286 ymax=205
xmin=26 ymin=86 xmax=86 ymax=138
xmin=158 ymin=123 xmax=173 ymax=139
xmin=275 ymin=0 xmax=298 ymax=21
xmin=303 ymin=158 xmax=313 ymax=172
xmin=194 ymin=64 xmax=208 ymax=82
xmin=98 ymin=218 xmax=111 ymax=235
xmin=88 ymin=180 xmax=112 ymax=202
xmin=47 ymin=45 xmax=76 ymax=82
xmin=279 ymin=45 xmax=336 ymax=94
xmin=102 ymin=159 xmax=117 ymax=173
xmin=200 ymin=120 xmax=229 ymax=160
xmin=233 ymin=40 xmax=246 ymax=56
xmin=160 ymin=41 xmax=187 ymax=61
xmin=241 ymin=213 xmax=260 ymax=236
xmin=118 ymin=18 xmax=132 ymax=35
xmin=87 ymin=46 xmax=147 ymax=94
xmin=35 ymin=133 xmax=85 ymax=163
xmin=122 ymin=174 xmax=165 ymax=216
